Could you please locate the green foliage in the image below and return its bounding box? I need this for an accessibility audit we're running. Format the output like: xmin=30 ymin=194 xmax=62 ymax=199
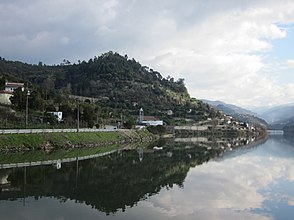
xmin=147 ymin=125 xmax=167 ymax=135
xmin=44 ymin=112 xmax=58 ymax=125
xmin=10 ymin=87 xmax=27 ymax=111
xmin=0 ymin=51 xmax=220 ymax=127
xmin=82 ymin=104 xmax=96 ymax=128
xmin=0 ymin=76 xmax=5 ymax=90
xmin=29 ymin=91 xmax=45 ymax=111
xmin=123 ymin=120 xmax=135 ymax=129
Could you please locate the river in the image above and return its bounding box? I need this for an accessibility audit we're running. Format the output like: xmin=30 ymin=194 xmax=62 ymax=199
xmin=0 ymin=135 xmax=294 ymax=220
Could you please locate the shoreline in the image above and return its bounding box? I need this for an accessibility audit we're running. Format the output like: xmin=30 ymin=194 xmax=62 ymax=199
xmin=0 ymin=129 xmax=157 ymax=153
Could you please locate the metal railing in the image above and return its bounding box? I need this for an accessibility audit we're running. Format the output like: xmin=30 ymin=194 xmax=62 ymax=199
xmin=0 ymin=149 xmax=118 ymax=169
xmin=0 ymin=127 xmax=118 ymax=135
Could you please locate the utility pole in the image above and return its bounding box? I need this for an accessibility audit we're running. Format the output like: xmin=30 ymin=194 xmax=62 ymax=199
xmin=77 ymin=100 xmax=80 ymax=132
xmin=25 ymin=84 xmax=30 ymax=128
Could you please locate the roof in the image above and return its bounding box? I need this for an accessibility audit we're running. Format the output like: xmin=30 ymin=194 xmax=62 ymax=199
xmin=143 ymin=116 xmax=161 ymax=121
xmin=5 ymin=82 xmax=24 ymax=87
xmin=0 ymin=90 xmax=13 ymax=94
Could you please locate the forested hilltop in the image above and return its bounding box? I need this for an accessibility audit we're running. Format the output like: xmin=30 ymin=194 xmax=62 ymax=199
xmin=0 ymin=52 xmax=219 ymax=128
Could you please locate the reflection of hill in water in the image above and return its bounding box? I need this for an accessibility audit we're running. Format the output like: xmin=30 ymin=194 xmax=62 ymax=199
xmin=283 ymin=134 xmax=294 ymax=145
xmin=0 ymin=138 xmax=265 ymax=215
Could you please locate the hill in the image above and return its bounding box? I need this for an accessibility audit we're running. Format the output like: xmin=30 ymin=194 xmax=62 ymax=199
xmin=252 ymin=104 xmax=294 ymax=130
xmin=0 ymin=52 xmax=219 ymax=127
xmin=202 ymin=99 xmax=268 ymax=127
xmin=257 ymin=104 xmax=294 ymax=123
xmin=202 ymin=100 xmax=256 ymax=115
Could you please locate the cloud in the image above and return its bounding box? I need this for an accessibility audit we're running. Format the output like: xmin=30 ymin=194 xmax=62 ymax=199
xmin=1 ymin=0 xmax=294 ymax=107
xmin=287 ymin=59 xmax=294 ymax=67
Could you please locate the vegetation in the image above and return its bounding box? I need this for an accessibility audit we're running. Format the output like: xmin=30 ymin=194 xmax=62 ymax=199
xmin=146 ymin=125 xmax=167 ymax=135
xmin=0 ymin=130 xmax=155 ymax=152
xmin=0 ymin=51 xmax=219 ymax=128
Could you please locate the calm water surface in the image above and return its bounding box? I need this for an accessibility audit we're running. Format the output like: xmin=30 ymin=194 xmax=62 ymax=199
xmin=1 ymin=135 xmax=294 ymax=220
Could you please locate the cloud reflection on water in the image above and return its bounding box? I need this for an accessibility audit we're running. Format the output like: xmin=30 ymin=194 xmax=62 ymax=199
xmin=140 ymin=137 xmax=294 ymax=219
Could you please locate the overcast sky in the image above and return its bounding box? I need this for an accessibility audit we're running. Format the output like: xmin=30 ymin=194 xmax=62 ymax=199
xmin=1 ymin=0 xmax=294 ymax=108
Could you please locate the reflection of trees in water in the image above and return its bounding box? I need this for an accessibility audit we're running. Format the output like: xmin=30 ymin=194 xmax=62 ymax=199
xmin=0 ymin=138 xmax=261 ymax=215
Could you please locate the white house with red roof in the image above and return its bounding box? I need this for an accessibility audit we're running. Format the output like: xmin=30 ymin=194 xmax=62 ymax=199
xmin=138 ymin=108 xmax=163 ymax=126
xmin=4 ymin=82 xmax=24 ymax=93
xmin=0 ymin=82 xmax=25 ymax=105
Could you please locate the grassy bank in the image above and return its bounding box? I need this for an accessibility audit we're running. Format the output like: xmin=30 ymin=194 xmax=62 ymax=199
xmin=0 ymin=129 xmax=156 ymax=152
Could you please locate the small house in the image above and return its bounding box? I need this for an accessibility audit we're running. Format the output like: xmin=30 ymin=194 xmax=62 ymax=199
xmin=4 ymin=82 xmax=24 ymax=94
xmin=140 ymin=116 xmax=163 ymax=126
xmin=0 ymin=82 xmax=25 ymax=105
xmin=137 ymin=108 xmax=163 ymax=126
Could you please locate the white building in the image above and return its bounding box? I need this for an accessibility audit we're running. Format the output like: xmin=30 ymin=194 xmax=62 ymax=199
xmin=0 ymin=82 xmax=25 ymax=105
xmin=0 ymin=91 xmax=13 ymax=105
xmin=140 ymin=116 xmax=163 ymax=126
xmin=4 ymin=82 xmax=24 ymax=93
xmin=138 ymin=108 xmax=163 ymax=126
xmin=49 ymin=111 xmax=63 ymax=122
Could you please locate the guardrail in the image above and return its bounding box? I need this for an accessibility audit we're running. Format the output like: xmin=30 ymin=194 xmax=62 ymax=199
xmin=0 ymin=128 xmax=118 ymax=135
xmin=0 ymin=149 xmax=118 ymax=169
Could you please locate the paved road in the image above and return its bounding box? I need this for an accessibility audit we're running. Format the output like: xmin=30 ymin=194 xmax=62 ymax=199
xmin=0 ymin=127 xmax=118 ymax=135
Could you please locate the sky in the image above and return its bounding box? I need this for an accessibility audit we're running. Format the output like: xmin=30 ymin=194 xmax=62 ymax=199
xmin=1 ymin=0 xmax=294 ymax=108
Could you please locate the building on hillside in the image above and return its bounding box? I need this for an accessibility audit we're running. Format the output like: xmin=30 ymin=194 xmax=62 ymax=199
xmin=4 ymin=82 xmax=24 ymax=93
xmin=0 ymin=90 xmax=13 ymax=105
xmin=139 ymin=108 xmax=144 ymax=122
xmin=0 ymin=82 xmax=25 ymax=105
xmin=48 ymin=111 xmax=63 ymax=122
xmin=141 ymin=116 xmax=163 ymax=126
xmin=137 ymin=108 xmax=163 ymax=126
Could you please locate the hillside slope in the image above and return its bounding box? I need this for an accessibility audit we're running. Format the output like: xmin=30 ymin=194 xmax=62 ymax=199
xmin=202 ymin=99 xmax=268 ymax=127
xmin=252 ymin=104 xmax=294 ymax=130
xmin=0 ymin=52 xmax=218 ymax=126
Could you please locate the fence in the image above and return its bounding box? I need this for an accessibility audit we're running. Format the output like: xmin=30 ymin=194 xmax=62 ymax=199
xmin=0 ymin=149 xmax=118 ymax=169
xmin=0 ymin=127 xmax=118 ymax=135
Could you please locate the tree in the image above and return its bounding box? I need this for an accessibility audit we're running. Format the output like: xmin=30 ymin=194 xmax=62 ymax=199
xmin=82 ymin=104 xmax=96 ymax=128
xmin=44 ymin=112 xmax=58 ymax=125
xmin=30 ymin=91 xmax=45 ymax=111
xmin=147 ymin=125 xmax=166 ymax=135
xmin=0 ymin=76 xmax=5 ymax=90
xmin=10 ymin=88 xmax=27 ymax=111
xmin=42 ymin=77 xmax=55 ymax=100
xmin=123 ymin=117 xmax=136 ymax=129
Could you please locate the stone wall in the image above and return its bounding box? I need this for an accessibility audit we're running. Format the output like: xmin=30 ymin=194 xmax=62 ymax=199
xmin=0 ymin=93 xmax=12 ymax=105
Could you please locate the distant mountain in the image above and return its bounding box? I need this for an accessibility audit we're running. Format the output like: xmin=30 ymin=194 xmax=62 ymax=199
xmin=202 ymin=99 xmax=267 ymax=127
xmin=255 ymin=104 xmax=294 ymax=130
xmin=257 ymin=104 xmax=294 ymax=123
xmin=202 ymin=100 xmax=294 ymax=130
xmin=202 ymin=100 xmax=256 ymax=115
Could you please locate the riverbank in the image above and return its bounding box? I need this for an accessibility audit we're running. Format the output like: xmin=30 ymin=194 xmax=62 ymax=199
xmin=0 ymin=129 xmax=156 ymax=153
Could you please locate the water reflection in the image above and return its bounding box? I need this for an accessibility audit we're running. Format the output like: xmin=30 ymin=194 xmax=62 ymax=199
xmin=1 ymin=136 xmax=294 ymax=219
xmin=0 ymin=144 xmax=214 ymax=215
xmin=142 ymin=135 xmax=294 ymax=220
